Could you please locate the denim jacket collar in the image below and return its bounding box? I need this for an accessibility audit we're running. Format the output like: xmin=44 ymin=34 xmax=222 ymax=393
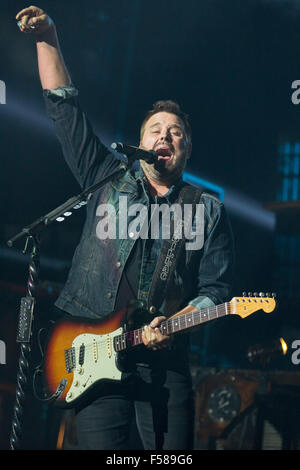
xmin=134 ymin=165 xmax=185 ymax=204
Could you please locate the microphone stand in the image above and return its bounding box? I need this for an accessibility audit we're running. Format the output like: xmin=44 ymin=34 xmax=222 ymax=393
xmin=7 ymin=159 xmax=128 ymax=450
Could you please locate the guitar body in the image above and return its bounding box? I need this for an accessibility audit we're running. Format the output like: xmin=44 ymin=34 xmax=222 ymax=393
xmin=43 ymin=308 xmax=127 ymax=408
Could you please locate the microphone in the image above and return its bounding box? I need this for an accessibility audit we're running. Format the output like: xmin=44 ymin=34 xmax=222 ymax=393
xmin=111 ymin=142 xmax=158 ymax=164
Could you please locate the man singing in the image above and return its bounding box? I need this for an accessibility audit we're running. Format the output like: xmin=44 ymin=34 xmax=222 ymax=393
xmin=16 ymin=5 xmax=235 ymax=450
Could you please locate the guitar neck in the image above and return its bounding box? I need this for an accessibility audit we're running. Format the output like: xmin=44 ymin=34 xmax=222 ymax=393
xmin=113 ymin=302 xmax=230 ymax=352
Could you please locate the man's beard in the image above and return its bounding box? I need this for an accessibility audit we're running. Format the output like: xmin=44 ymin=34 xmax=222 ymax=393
xmin=140 ymin=155 xmax=186 ymax=185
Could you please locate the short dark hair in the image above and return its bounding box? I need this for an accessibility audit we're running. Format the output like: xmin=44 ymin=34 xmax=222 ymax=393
xmin=140 ymin=100 xmax=192 ymax=143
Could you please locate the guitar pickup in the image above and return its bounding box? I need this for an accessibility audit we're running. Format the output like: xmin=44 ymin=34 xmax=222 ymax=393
xmin=79 ymin=343 xmax=85 ymax=366
xmin=64 ymin=347 xmax=76 ymax=373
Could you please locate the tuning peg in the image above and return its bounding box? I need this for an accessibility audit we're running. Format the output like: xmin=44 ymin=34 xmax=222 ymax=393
xmin=242 ymin=292 xmax=247 ymax=297
xmin=266 ymin=292 xmax=270 ymax=297
xmin=272 ymin=293 xmax=276 ymax=298
xmin=248 ymin=292 xmax=253 ymax=297
xmin=254 ymin=292 xmax=258 ymax=297
xmin=259 ymin=292 xmax=265 ymax=297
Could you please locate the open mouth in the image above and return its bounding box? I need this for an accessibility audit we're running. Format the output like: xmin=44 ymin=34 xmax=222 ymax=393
xmin=155 ymin=145 xmax=173 ymax=162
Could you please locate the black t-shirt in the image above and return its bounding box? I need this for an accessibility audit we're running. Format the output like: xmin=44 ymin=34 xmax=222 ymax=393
xmin=114 ymin=238 xmax=142 ymax=313
xmin=114 ymin=238 xmax=190 ymax=374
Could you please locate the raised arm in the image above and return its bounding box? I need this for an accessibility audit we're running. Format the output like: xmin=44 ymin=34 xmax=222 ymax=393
xmin=16 ymin=6 xmax=70 ymax=89
xmin=16 ymin=5 xmax=119 ymax=189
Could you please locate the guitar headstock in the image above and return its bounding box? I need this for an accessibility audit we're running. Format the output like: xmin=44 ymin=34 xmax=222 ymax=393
xmin=230 ymin=292 xmax=276 ymax=318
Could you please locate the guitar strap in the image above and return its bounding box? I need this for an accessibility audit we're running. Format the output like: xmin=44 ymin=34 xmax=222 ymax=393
xmin=147 ymin=183 xmax=203 ymax=314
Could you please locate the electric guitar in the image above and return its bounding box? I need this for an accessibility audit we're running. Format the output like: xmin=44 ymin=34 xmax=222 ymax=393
xmin=42 ymin=294 xmax=276 ymax=408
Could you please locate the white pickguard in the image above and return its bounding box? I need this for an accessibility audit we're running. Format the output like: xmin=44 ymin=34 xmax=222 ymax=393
xmin=65 ymin=328 xmax=123 ymax=404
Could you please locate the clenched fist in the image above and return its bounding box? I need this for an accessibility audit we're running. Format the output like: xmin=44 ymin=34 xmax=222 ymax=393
xmin=16 ymin=5 xmax=54 ymax=35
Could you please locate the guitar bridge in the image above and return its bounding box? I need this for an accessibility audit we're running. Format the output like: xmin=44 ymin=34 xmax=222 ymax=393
xmin=64 ymin=347 xmax=76 ymax=373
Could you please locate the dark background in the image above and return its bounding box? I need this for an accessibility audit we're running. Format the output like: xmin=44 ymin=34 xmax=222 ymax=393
xmin=1 ymin=0 xmax=300 ymax=449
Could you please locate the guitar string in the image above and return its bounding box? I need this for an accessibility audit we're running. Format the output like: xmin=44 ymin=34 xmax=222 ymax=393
xmin=47 ymin=303 xmax=230 ymax=362
xmin=47 ymin=298 xmax=272 ymax=363
xmin=50 ymin=304 xmax=231 ymax=360
xmin=62 ymin=303 xmax=268 ymax=358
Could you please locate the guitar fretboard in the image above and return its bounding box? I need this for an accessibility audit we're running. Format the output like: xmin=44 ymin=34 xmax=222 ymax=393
xmin=113 ymin=301 xmax=230 ymax=352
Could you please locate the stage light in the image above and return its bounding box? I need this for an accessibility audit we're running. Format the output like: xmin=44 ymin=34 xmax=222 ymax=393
xmin=247 ymin=337 xmax=288 ymax=366
xmin=279 ymin=337 xmax=288 ymax=355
